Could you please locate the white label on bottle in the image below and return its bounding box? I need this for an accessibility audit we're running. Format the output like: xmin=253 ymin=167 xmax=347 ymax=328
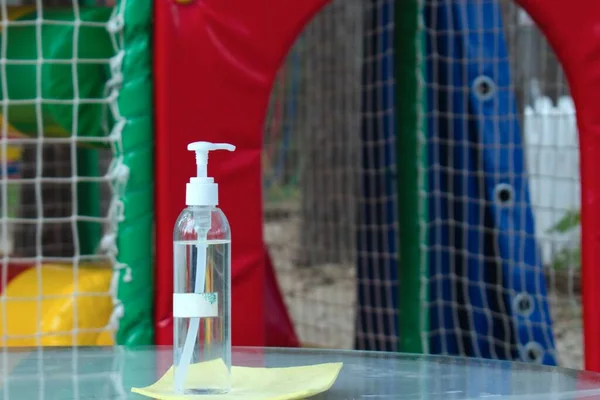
xmin=173 ymin=293 xmax=219 ymax=318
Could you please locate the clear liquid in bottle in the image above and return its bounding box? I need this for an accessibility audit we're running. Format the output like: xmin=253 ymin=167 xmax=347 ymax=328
xmin=173 ymin=207 xmax=231 ymax=394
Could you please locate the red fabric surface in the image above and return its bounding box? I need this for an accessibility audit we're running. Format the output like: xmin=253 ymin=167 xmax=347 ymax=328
xmin=154 ymin=0 xmax=330 ymax=347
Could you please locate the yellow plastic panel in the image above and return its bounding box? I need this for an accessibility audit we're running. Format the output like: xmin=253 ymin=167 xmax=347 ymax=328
xmin=0 ymin=264 xmax=114 ymax=346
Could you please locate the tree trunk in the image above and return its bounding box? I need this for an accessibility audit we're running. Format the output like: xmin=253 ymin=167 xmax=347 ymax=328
xmin=295 ymin=0 xmax=362 ymax=267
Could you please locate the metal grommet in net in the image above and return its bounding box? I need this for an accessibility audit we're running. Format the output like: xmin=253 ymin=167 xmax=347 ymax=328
xmin=513 ymin=292 xmax=534 ymax=318
xmin=522 ymin=342 xmax=544 ymax=364
xmin=494 ymin=183 xmax=514 ymax=207
xmin=472 ymin=75 xmax=497 ymax=101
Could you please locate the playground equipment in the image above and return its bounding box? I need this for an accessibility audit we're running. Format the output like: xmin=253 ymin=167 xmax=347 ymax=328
xmin=160 ymin=0 xmax=596 ymax=371
xmin=422 ymin=0 xmax=556 ymax=364
xmin=0 ymin=2 xmax=152 ymax=346
xmin=1 ymin=0 xmax=599 ymax=375
xmin=260 ymin=0 xmax=569 ymax=366
xmin=0 ymin=264 xmax=113 ymax=346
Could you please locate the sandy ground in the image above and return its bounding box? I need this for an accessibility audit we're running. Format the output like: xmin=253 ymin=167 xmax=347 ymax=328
xmin=264 ymin=211 xmax=584 ymax=369
xmin=264 ymin=213 xmax=356 ymax=349
xmin=550 ymin=295 xmax=583 ymax=369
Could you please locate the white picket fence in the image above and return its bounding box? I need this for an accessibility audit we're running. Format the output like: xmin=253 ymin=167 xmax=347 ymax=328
xmin=524 ymin=96 xmax=580 ymax=267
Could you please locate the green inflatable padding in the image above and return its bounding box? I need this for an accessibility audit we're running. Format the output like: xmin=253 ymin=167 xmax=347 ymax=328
xmin=1 ymin=8 xmax=115 ymax=140
xmin=115 ymin=0 xmax=154 ymax=346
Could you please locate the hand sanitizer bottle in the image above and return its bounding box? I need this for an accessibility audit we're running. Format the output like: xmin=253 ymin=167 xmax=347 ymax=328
xmin=172 ymin=142 xmax=235 ymax=395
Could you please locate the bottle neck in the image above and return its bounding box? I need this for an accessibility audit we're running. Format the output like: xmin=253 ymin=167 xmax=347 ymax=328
xmin=189 ymin=206 xmax=214 ymax=235
xmin=187 ymin=205 xmax=216 ymax=211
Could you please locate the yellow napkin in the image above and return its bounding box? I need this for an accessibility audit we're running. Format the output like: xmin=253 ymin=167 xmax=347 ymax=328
xmin=131 ymin=359 xmax=343 ymax=400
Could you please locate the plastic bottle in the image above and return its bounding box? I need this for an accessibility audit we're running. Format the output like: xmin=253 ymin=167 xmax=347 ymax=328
xmin=172 ymin=142 xmax=235 ymax=394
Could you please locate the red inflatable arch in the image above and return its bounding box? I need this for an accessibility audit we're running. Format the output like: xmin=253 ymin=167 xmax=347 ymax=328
xmin=154 ymin=0 xmax=330 ymax=347
xmin=516 ymin=0 xmax=600 ymax=371
xmin=155 ymin=0 xmax=600 ymax=371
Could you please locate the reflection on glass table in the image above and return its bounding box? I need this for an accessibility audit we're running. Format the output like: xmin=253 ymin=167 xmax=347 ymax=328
xmin=0 ymin=346 xmax=600 ymax=399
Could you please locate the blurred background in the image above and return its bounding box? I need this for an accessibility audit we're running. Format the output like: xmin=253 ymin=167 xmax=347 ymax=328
xmin=0 ymin=0 xmax=586 ymax=371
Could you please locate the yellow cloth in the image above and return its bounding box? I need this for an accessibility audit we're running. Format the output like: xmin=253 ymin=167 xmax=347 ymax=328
xmin=131 ymin=359 xmax=343 ymax=400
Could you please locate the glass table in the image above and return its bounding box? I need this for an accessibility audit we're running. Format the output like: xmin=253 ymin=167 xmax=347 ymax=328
xmin=0 ymin=346 xmax=599 ymax=399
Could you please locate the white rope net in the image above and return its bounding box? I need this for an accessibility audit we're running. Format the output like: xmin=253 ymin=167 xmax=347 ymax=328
xmin=263 ymin=0 xmax=398 ymax=349
xmin=264 ymin=0 xmax=583 ymax=369
xmin=263 ymin=0 xmax=365 ymax=348
xmin=504 ymin=4 xmax=581 ymax=368
xmin=0 ymin=0 xmax=124 ymax=348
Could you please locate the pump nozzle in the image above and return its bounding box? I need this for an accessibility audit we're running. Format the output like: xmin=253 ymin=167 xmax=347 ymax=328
xmin=188 ymin=142 xmax=236 ymax=178
xmin=186 ymin=141 xmax=236 ymax=206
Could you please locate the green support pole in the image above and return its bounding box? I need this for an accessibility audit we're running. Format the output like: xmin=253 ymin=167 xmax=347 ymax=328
xmin=396 ymin=0 xmax=428 ymax=354
xmin=77 ymin=147 xmax=101 ymax=256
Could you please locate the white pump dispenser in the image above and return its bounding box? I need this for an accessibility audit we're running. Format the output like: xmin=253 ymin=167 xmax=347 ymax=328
xmin=186 ymin=142 xmax=236 ymax=206
xmin=173 ymin=141 xmax=235 ymax=395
